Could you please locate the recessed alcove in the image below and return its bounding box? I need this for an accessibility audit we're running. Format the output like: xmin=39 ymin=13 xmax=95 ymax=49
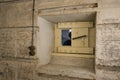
xmin=37 ymin=12 xmax=96 ymax=79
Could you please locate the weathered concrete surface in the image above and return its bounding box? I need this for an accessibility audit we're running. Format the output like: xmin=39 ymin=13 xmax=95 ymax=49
xmin=95 ymin=1 xmax=120 ymax=80
xmin=38 ymin=0 xmax=97 ymax=10
xmin=50 ymin=56 xmax=94 ymax=68
xmin=37 ymin=73 xmax=88 ymax=80
xmin=0 ymin=0 xmax=39 ymax=57
xmin=97 ymin=8 xmax=120 ymax=24
xmin=0 ymin=0 xmax=120 ymax=80
xmin=98 ymin=0 xmax=120 ymax=8
xmin=0 ymin=0 xmax=38 ymax=27
xmin=96 ymin=66 xmax=120 ymax=80
xmin=96 ymin=24 xmax=120 ymax=67
xmin=38 ymin=64 xmax=95 ymax=79
xmin=39 ymin=0 xmax=97 ymax=3
xmin=0 ymin=60 xmax=17 ymax=80
xmin=17 ymin=61 xmax=36 ymax=80
xmin=0 ymin=28 xmax=38 ymax=58
xmin=0 ymin=29 xmax=16 ymax=57
xmin=0 ymin=1 xmax=38 ymax=80
xmin=0 ymin=60 xmax=37 ymax=80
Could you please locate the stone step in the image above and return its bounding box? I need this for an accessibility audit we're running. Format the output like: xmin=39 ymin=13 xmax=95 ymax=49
xmin=50 ymin=55 xmax=95 ymax=68
xmin=37 ymin=73 xmax=91 ymax=80
xmin=37 ymin=64 xmax=95 ymax=79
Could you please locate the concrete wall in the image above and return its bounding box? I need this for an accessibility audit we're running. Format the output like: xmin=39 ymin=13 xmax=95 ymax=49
xmin=38 ymin=0 xmax=120 ymax=80
xmin=0 ymin=1 xmax=38 ymax=80
xmin=38 ymin=17 xmax=54 ymax=65
xmin=0 ymin=0 xmax=120 ymax=80
xmin=0 ymin=1 xmax=33 ymax=27
xmin=96 ymin=0 xmax=120 ymax=80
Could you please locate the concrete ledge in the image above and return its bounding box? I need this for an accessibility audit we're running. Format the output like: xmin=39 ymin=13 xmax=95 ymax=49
xmin=37 ymin=73 xmax=92 ymax=80
xmin=38 ymin=0 xmax=97 ymax=10
xmin=50 ymin=55 xmax=94 ymax=67
xmin=38 ymin=64 xmax=95 ymax=79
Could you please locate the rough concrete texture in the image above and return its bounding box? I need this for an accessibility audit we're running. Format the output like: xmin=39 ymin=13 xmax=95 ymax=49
xmin=96 ymin=66 xmax=120 ymax=80
xmin=0 ymin=28 xmax=38 ymax=58
xmin=98 ymin=0 xmax=120 ymax=8
xmin=38 ymin=64 xmax=95 ymax=79
xmin=96 ymin=24 xmax=120 ymax=66
xmin=38 ymin=0 xmax=97 ymax=10
xmin=37 ymin=73 xmax=89 ymax=80
xmin=0 ymin=1 xmax=38 ymax=80
xmin=0 ymin=60 xmax=37 ymax=80
xmin=0 ymin=60 xmax=17 ymax=80
xmin=50 ymin=56 xmax=94 ymax=68
xmin=0 ymin=0 xmax=38 ymax=27
xmin=97 ymin=8 xmax=120 ymax=24
xmin=0 ymin=0 xmax=120 ymax=80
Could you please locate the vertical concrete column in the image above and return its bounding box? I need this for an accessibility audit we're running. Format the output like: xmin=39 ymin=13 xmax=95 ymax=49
xmin=96 ymin=1 xmax=120 ymax=79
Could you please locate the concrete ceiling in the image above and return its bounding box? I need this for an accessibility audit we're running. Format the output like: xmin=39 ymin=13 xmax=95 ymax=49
xmin=41 ymin=12 xmax=96 ymax=23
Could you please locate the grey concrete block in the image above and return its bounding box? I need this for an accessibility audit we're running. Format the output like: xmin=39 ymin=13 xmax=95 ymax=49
xmin=96 ymin=66 xmax=120 ymax=80
xmin=96 ymin=24 xmax=120 ymax=66
xmin=97 ymin=8 xmax=120 ymax=24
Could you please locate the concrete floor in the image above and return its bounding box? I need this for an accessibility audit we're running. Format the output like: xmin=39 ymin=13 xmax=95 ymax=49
xmin=37 ymin=73 xmax=90 ymax=80
xmin=37 ymin=64 xmax=95 ymax=80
